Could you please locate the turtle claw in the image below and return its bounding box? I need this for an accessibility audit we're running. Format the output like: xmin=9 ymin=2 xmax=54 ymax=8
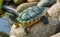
xmin=24 ymin=26 xmax=29 ymax=35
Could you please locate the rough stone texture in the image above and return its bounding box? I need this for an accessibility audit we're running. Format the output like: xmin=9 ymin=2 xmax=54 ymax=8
xmin=37 ymin=0 xmax=56 ymax=7
xmin=10 ymin=24 xmax=26 ymax=37
xmin=50 ymin=32 xmax=60 ymax=37
xmin=0 ymin=32 xmax=9 ymax=37
xmin=57 ymin=0 xmax=60 ymax=3
xmin=13 ymin=0 xmax=26 ymax=4
xmin=28 ymin=17 xmax=60 ymax=37
xmin=47 ymin=3 xmax=60 ymax=21
xmin=10 ymin=17 xmax=60 ymax=37
xmin=16 ymin=2 xmax=38 ymax=12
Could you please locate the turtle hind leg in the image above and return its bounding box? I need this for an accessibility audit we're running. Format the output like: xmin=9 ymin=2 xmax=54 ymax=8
xmin=41 ymin=16 xmax=49 ymax=24
xmin=24 ymin=26 xmax=29 ymax=36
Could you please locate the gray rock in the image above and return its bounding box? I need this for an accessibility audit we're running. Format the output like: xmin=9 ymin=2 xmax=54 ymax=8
xmin=37 ymin=0 xmax=56 ymax=7
xmin=27 ymin=17 xmax=60 ymax=37
xmin=10 ymin=17 xmax=60 ymax=37
xmin=50 ymin=32 xmax=60 ymax=37
xmin=13 ymin=0 xmax=26 ymax=4
xmin=16 ymin=2 xmax=38 ymax=12
xmin=57 ymin=0 xmax=60 ymax=2
xmin=47 ymin=3 xmax=60 ymax=21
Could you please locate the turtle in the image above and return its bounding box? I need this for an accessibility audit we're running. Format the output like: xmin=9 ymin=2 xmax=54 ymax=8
xmin=15 ymin=6 xmax=49 ymax=35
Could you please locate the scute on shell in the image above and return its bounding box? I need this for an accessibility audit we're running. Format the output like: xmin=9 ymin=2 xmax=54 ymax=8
xmin=17 ymin=6 xmax=49 ymax=23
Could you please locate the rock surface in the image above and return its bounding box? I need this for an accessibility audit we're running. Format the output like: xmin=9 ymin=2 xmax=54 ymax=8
xmin=13 ymin=0 xmax=26 ymax=4
xmin=10 ymin=17 xmax=60 ymax=37
xmin=16 ymin=2 xmax=38 ymax=12
xmin=27 ymin=17 xmax=60 ymax=37
xmin=50 ymin=32 xmax=60 ymax=37
xmin=47 ymin=3 xmax=60 ymax=21
xmin=0 ymin=32 xmax=9 ymax=37
xmin=37 ymin=0 xmax=56 ymax=7
xmin=57 ymin=0 xmax=60 ymax=3
xmin=10 ymin=24 xmax=25 ymax=37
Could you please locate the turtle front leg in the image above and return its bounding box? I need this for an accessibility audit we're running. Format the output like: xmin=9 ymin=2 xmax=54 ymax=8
xmin=24 ymin=26 xmax=29 ymax=36
xmin=41 ymin=16 xmax=49 ymax=24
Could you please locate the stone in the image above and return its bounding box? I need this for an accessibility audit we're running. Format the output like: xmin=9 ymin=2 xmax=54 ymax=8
xmin=50 ymin=32 xmax=60 ymax=37
xmin=57 ymin=0 xmax=60 ymax=3
xmin=16 ymin=2 xmax=38 ymax=12
xmin=47 ymin=3 xmax=60 ymax=21
xmin=13 ymin=0 xmax=26 ymax=4
xmin=37 ymin=0 xmax=56 ymax=7
xmin=10 ymin=17 xmax=60 ymax=37
xmin=10 ymin=24 xmax=25 ymax=37
xmin=27 ymin=17 xmax=60 ymax=37
xmin=0 ymin=32 xmax=9 ymax=37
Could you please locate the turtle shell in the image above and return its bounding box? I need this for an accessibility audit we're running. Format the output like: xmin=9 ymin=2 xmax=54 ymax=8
xmin=17 ymin=6 xmax=49 ymax=24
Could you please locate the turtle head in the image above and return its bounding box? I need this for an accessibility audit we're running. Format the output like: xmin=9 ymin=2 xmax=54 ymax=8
xmin=5 ymin=12 xmax=20 ymax=28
